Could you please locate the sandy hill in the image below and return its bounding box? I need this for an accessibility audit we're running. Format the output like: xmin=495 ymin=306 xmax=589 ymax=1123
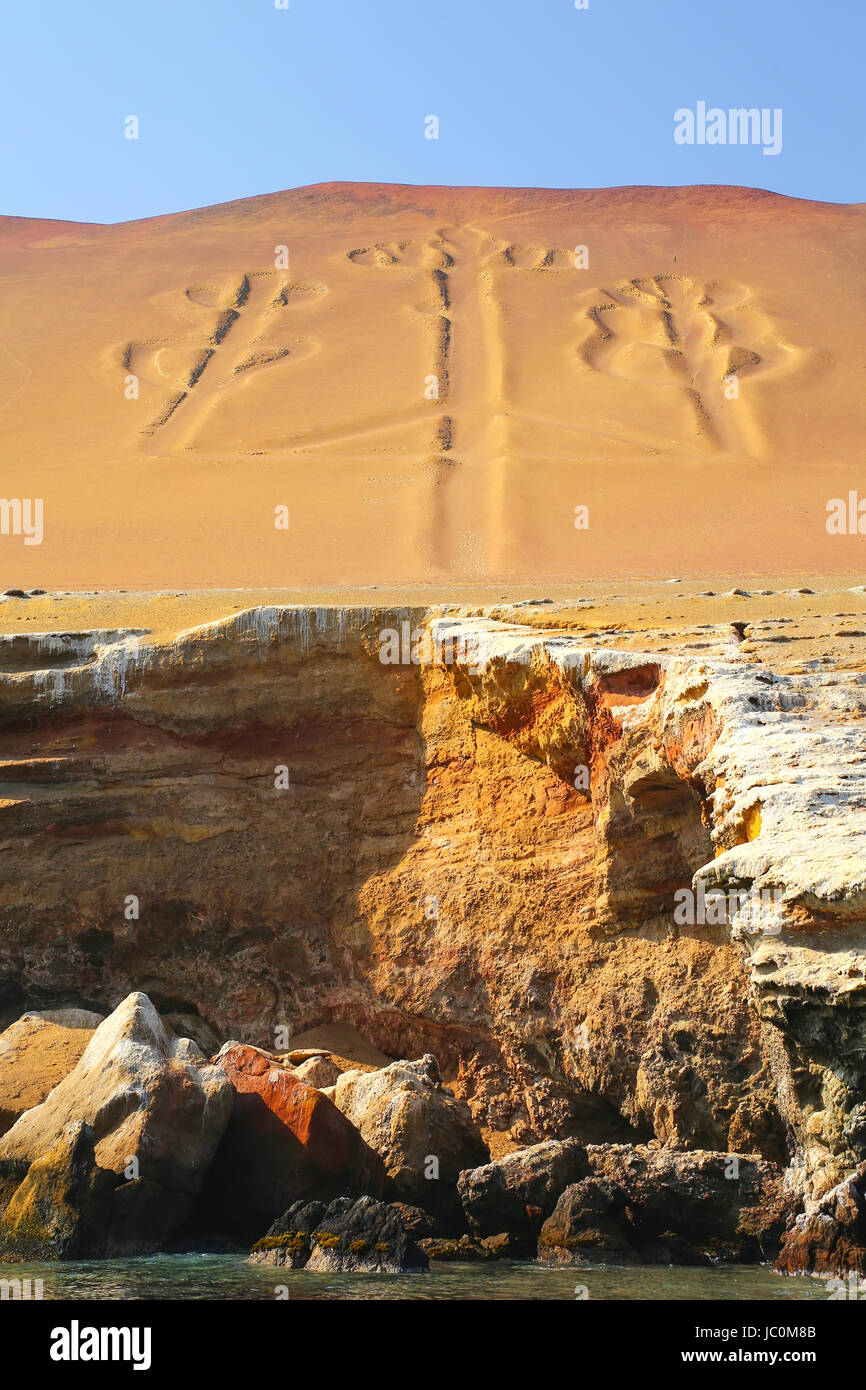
xmin=0 ymin=182 xmax=863 ymax=588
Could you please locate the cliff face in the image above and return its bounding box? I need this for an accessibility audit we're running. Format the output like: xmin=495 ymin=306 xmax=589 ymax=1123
xmin=0 ymin=608 xmax=863 ymax=1193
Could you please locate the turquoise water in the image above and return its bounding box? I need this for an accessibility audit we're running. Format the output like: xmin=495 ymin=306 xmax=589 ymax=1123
xmin=2 ymin=1255 xmax=830 ymax=1301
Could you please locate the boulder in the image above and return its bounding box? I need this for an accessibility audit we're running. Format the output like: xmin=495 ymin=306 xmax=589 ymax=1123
xmin=250 ymin=1195 xmax=428 ymax=1273
xmin=537 ymin=1177 xmax=637 ymax=1265
xmin=418 ymin=1231 xmax=521 ymax=1262
xmin=479 ymin=1230 xmax=524 ymax=1258
xmin=248 ymin=1199 xmax=327 ymax=1269
xmin=304 ymin=1195 xmax=429 ymax=1273
xmin=538 ymin=1144 xmax=794 ymax=1265
xmin=776 ymin=1164 xmax=866 ymax=1279
xmin=334 ymin=1054 xmax=488 ymax=1219
xmin=196 ymin=1043 xmax=384 ymax=1243
xmin=0 ymin=1121 xmax=116 ymax=1260
xmin=0 ymin=992 xmax=231 ymax=1254
xmin=389 ymin=1200 xmax=519 ymax=1260
xmin=458 ymin=1138 xmax=589 ymax=1252
xmin=418 ymin=1234 xmax=494 ymax=1262
xmin=389 ymin=1202 xmax=449 ymax=1240
xmin=0 ymin=1010 xmax=103 ymax=1136
xmin=292 ymin=1055 xmax=341 ymax=1089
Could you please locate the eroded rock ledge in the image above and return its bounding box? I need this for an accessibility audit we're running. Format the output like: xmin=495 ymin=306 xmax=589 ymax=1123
xmin=0 ymin=604 xmax=863 ymax=1217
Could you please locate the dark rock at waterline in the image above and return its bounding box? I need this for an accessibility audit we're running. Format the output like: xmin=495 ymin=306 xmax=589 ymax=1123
xmin=250 ymin=1195 xmax=428 ymax=1273
xmin=248 ymin=1199 xmax=326 ymax=1269
xmin=776 ymin=1163 xmax=866 ymax=1279
xmin=538 ymin=1144 xmax=794 ymax=1265
xmin=389 ymin=1201 xmax=450 ymax=1239
xmin=458 ymin=1138 xmax=589 ymax=1253
xmin=419 ymin=1231 xmax=522 ymax=1262
xmin=537 ymin=1177 xmax=638 ymax=1265
xmin=418 ymin=1234 xmax=492 ymax=1262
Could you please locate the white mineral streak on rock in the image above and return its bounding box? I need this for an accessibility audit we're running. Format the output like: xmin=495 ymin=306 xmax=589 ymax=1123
xmin=0 ymin=630 xmax=148 ymax=662
xmin=175 ymin=606 xmax=288 ymax=649
xmin=32 ymin=666 xmax=70 ymax=703
xmin=3 ymin=607 xmax=429 ymax=714
xmin=428 ymin=614 xmax=536 ymax=670
xmin=0 ymin=630 xmax=149 ymax=706
xmin=173 ymin=605 xmax=390 ymax=658
xmin=90 ymin=635 xmax=146 ymax=701
xmin=692 ymin=670 xmax=866 ymax=912
xmin=430 ymin=614 xmax=866 ymax=942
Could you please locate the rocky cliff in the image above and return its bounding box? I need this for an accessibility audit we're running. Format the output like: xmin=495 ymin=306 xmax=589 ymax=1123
xmin=0 ymin=606 xmax=863 ymax=1200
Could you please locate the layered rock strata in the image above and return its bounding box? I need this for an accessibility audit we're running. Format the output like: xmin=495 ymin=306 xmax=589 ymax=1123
xmin=0 ymin=604 xmax=863 ymax=1219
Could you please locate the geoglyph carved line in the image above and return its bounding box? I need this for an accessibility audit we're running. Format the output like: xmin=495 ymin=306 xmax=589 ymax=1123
xmin=576 ymin=274 xmax=803 ymax=455
xmin=122 ymin=270 xmax=325 ymax=453
xmin=115 ymin=241 xmax=807 ymax=475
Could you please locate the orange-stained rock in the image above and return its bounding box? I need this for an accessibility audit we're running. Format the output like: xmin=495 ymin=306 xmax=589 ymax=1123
xmin=196 ymin=1043 xmax=384 ymax=1243
xmin=776 ymin=1164 xmax=866 ymax=1279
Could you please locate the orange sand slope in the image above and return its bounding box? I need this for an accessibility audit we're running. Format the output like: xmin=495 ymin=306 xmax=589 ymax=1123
xmin=0 ymin=182 xmax=864 ymax=588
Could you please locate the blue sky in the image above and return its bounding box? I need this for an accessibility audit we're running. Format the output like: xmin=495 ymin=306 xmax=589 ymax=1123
xmin=0 ymin=0 xmax=862 ymax=223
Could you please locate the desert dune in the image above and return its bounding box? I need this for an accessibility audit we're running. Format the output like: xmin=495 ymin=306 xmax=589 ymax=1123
xmin=0 ymin=182 xmax=863 ymax=588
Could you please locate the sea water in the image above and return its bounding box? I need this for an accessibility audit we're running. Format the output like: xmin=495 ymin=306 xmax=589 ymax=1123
xmin=0 ymin=1256 xmax=830 ymax=1302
